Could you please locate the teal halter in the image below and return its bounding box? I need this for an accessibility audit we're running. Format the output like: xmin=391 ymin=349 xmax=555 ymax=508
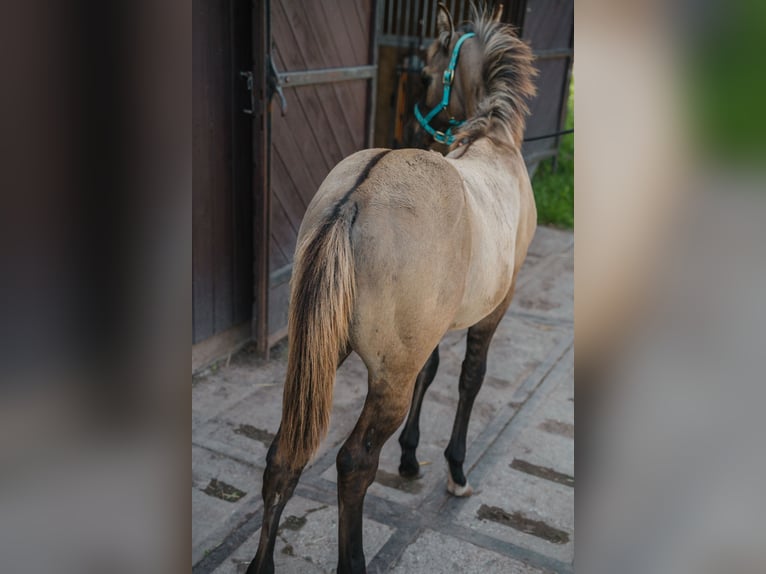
xmin=414 ymin=32 xmax=476 ymax=146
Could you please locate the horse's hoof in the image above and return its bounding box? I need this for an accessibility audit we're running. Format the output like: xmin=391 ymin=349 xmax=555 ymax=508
xmin=447 ymin=473 xmax=473 ymax=497
xmin=398 ymin=452 xmax=422 ymax=478
xmin=398 ymin=461 xmax=421 ymax=479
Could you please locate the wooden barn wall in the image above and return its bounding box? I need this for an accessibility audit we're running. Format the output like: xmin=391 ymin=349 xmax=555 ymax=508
xmin=520 ymin=0 xmax=574 ymax=164
xmin=267 ymin=0 xmax=373 ymax=338
xmin=192 ymin=0 xmax=252 ymax=345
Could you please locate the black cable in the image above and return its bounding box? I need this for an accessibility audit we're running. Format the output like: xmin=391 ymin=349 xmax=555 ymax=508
xmin=523 ymin=128 xmax=574 ymax=142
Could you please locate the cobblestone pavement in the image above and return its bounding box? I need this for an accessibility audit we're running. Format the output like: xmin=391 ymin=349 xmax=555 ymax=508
xmin=192 ymin=226 xmax=574 ymax=574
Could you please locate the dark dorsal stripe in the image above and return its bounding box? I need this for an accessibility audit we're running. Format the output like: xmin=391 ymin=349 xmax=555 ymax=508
xmin=332 ymin=149 xmax=391 ymax=219
xmin=310 ymin=150 xmax=391 ymax=239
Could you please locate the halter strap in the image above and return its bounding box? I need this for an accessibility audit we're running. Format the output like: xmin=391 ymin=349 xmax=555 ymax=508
xmin=414 ymin=32 xmax=476 ymax=145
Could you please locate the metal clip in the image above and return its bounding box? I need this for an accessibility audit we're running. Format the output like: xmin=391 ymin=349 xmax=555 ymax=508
xmin=443 ymin=68 xmax=454 ymax=86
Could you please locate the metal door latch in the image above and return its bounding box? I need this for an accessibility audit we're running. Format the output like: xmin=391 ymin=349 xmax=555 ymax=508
xmin=239 ymin=70 xmax=255 ymax=115
xmin=239 ymin=59 xmax=287 ymax=117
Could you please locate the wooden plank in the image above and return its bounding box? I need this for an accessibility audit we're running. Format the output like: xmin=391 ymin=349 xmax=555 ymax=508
xmin=192 ymin=321 xmax=251 ymax=373
xmin=272 ymin=110 xmax=322 ymax=207
xmin=271 ymin=146 xmax=310 ymax=230
xmin=270 ymin=88 xmax=334 ymax=201
xmin=270 ymin=10 xmax=343 ymax=169
xmin=271 ymin=46 xmax=335 ymax=176
xmin=281 ymin=86 xmax=340 ymax=176
xmin=230 ymin=0 xmax=253 ymax=326
xmin=270 ymin=262 xmax=293 ymax=288
xmin=328 ymin=0 xmax=373 ymax=130
xmin=268 ymin=325 xmax=290 ymax=349
xmin=368 ymin=0 xmax=383 ymax=147
xmin=269 ymin=177 xmax=300 ymax=269
xmin=315 ymin=1 xmax=368 ymax=143
xmin=270 ymin=95 xmax=327 ymax=200
xmin=519 ymin=0 xmax=572 ymax=167
xmin=251 ymin=0 xmax=272 ymax=357
xmin=193 ymin=0 xmax=255 ymax=342
xmin=270 ymin=3 xmax=316 ymax=68
xmin=351 ymin=0 xmax=370 ymax=34
xmin=298 ymin=6 xmax=362 ymax=156
xmin=192 ymin=0 xmax=215 ymax=343
xmin=314 ymin=84 xmax=357 ymax=158
xmin=522 ymin=56 xmax=567 ymax=158
xmin=275 ymin=0 xmax=357 ymax=159
xmin=373 ymin=45 xmax=400 ymax=148
xmin=267 ymin=280 xmax=291 ymax=339
xmin=269 ymin=232 xmax=289 ymax=270
xmin=320 ymin=0 xmax=369 ymax=66
xmin=211 ymin=0 xmax=235 ymax=333
xmin=350 ymin=82 xmax=370 ymax=150
xmin=506 ymin=0 xmax=529 ymax=30
xmin=522 ymin=0 xmax=572 ymax=50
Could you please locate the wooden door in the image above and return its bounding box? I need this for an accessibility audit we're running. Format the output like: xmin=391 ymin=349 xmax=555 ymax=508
xmin=253 ymin=0 xmax=378 ymax=353
xmin=192 ymin=0 xmax=253 ymax=347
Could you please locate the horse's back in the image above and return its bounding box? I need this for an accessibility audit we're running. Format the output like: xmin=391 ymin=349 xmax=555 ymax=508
xmin=297 ymin=148 xmax=392 ymax=243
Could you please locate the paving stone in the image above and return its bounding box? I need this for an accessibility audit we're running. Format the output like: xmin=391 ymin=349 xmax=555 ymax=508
xmin=388 ymin=529 xmax=550 ymax=574
xmin=532 ymin=366 xmax=575 ymax=427
xmin=514 ymin=250 xmax=574 ymax=325
xmin=525 ymin=226 xmax=574 ymax=259
xmin=455 ymin=354 xmax=575 ymax=565
xmin=508 ymin=427 xmax=574 ymax=482
xmin=481 ymin=321 xmax=571 ymax=402
xmin=506 ymin=351 xmax=574 ymax=478
xmin=192 ymin=357 xmax=284 ymax=429
xmin=193 ymin=353 xmax=371 ymax=474
xmin=457 ymin=466 xmax=574 ymax=564
xmin=214 ymin=496 xmax=394 ymax=574
xmin=192 ymin=445 xmax=264 ymax=565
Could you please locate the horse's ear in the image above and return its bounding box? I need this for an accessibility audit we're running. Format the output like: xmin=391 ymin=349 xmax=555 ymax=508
xmin=491 ymin=4 xmax=504 ymax=23
xmin=436 ymin=3 xmax=455 ymax=50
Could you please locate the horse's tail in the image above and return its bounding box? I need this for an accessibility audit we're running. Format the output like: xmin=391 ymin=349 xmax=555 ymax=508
xmin=277 ymin=213 xmax=356 ymax=470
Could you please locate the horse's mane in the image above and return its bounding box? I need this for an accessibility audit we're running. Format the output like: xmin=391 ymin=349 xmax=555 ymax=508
xmin=453 ymin=4 xmax=537 ymax=149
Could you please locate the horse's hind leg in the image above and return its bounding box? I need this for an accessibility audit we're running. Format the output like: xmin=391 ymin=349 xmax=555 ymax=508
xmin=247 ymin=350 xmax=350 ymax=574
xmin=398 ymin=346 xmax=440 ymax=477
xmin=444 ymin=287 xmax=515 ymax=497
xmin=336 ymin=369 xmax=417 ymax=573
xmin=246 ymin=430 xmax=305 ymax=574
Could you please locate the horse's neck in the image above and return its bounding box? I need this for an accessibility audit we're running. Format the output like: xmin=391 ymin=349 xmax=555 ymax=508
xmin=448 ymin=138 xmax=525 ymax=190
xmin=448 ymin=137 xmax=534 ymax=234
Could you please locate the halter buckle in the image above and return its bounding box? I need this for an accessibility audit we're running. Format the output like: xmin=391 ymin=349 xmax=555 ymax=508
xmin=443 ymin=68 xmax=454 ymax=86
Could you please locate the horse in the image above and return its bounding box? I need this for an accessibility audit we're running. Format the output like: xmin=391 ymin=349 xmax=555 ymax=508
xmin=248 ymin=3 xmax=537 ymax=572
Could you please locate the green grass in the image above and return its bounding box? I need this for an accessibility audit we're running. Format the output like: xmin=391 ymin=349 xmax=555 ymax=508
xmin=531 ymin=81 xmax=574 ymax=228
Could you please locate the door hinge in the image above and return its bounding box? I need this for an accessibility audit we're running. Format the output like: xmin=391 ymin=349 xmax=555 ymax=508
xmin=267 ymin=58 xmax=287 ymax=116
